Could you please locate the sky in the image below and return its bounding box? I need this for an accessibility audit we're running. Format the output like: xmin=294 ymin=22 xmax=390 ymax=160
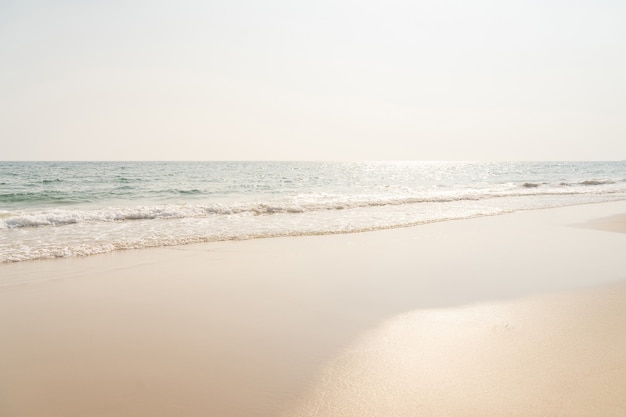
xmin=1 ymin=0 xmax=625 ymax=161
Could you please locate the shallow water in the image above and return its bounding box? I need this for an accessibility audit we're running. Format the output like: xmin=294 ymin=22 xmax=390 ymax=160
xmin=1 ymin=161 xmax=625 ymax=262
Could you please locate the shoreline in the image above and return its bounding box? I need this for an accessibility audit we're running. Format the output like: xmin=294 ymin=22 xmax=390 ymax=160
xmin=3 ymin=198 xmax=626 ymax=265
xmin=1 ymin=201 xmax=625 ymax=416
xmin=0 ymin=200 xmax=626 ymax=264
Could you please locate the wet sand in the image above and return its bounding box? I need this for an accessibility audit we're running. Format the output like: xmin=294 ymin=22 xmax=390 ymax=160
xmin=1 ymin=202 xmax=626 ymax=416
xmin=286 ymin=281 xmax=626 ymax=417
xmin=582 ymin=212 xmax=626 ymax=234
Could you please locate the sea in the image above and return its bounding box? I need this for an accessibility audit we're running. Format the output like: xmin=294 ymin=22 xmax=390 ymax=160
xmin=1 ymin=161 xmax=625 ymax=263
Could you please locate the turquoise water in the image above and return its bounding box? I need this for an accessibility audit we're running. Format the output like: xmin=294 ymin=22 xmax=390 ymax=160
xmin=1 ymin=161 xmax=625 ymax=263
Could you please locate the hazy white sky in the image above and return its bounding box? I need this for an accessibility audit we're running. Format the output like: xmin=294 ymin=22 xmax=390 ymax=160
xmin=1 ymin=0 xmax=625 ymax=160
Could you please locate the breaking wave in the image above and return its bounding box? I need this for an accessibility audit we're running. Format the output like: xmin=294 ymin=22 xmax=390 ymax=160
xmin=2 ymin=185 xmax=624 ymax=230
xmin=559 ymin=179 xmax=617 ymax=187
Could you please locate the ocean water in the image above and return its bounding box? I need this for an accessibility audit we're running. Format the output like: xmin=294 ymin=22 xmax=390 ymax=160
xmin=1 ymin=161 xmax=625 ymax=263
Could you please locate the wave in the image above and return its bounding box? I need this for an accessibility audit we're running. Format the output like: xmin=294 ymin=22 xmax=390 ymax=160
xmin=559 ymin=179 xmax=616 ymax=187
xmin=1 ymin=209 xmax=510 ymax=263
xmin=3 ymin=185 xmax=625 ymax=230
xmin=116 ymin=177 xmax=146 ymax=183
xmin=0 ymin=191 xmax=85 ymax=204
xmin=579 ymin=179 xmax=615 ymax=186
xmin=175 ymin=189 xmax=203 ymax=195
xmin=0 ymin=188 xmax=209 ymax=204
xmin=3 ymin=177 xmax=620 ymax=207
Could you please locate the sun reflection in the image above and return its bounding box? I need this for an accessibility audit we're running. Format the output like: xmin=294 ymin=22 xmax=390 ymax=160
xmin=286 ymin=291 xmax=626 ymax=417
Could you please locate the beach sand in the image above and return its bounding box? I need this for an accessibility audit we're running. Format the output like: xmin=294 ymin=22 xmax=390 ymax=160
xmin=1 ymin=202 xmax=625 ymax=416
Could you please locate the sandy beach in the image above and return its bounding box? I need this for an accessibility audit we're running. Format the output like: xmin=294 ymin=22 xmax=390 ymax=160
xmin=1 ymin=201 xmax=626 ymax=417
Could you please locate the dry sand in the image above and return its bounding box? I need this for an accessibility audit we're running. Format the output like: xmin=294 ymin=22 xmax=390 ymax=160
xmin=1 ymin=201 xmax=626 ymax=417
